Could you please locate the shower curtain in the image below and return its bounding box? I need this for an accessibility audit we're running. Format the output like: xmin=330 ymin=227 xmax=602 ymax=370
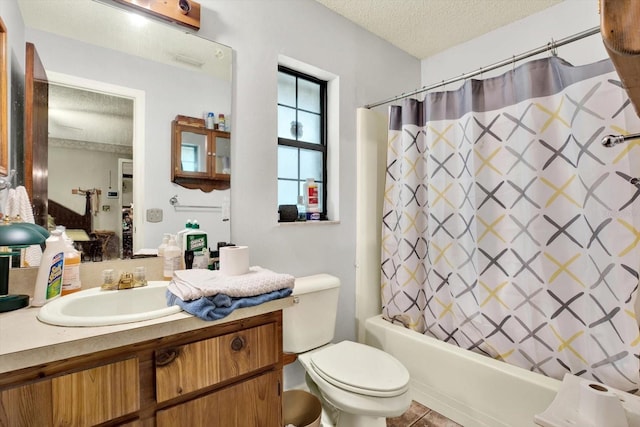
xmin=381 ymin=56 xmax=640 ymax=392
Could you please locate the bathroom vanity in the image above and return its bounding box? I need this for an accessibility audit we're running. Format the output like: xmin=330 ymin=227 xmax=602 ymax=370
xmin=0 ymin=298 xmax=291 ymax=426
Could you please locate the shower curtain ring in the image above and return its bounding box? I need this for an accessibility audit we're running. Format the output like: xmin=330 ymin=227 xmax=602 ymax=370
xmin=512 ymin=55 xmax=516 ymax=71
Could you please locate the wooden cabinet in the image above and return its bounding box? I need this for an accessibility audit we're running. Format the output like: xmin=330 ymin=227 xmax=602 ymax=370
xmin=171 ymin=115 xmax=231 ymax=192
xmin=0 ymin=358 xmax=139 ymax=426
xmin=156 ymin=371 xmax=281 ymax=427
xmin=0 ymin=311 xmax=283 ymax=427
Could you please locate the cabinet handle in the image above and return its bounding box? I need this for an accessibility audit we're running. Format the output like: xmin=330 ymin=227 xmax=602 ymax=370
xmin=156 ymin=348 xmax=179 ymax=366
xmin=230 ymin=336 xmax=245 ymax=351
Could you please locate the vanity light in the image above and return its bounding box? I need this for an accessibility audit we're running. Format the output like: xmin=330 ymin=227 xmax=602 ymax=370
xmin=0 ymin=220 xmax=49 ymax=312
xmin=94 ymin=0 xmax=201 ymax=31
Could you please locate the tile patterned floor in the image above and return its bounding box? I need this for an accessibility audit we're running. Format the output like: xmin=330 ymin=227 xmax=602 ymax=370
xmin=387 ymin=401 xmax=462 ymax=427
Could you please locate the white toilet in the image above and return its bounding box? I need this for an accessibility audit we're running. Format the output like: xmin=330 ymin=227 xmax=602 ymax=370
xmin=283 ymin=274 xmax=411 ymax=427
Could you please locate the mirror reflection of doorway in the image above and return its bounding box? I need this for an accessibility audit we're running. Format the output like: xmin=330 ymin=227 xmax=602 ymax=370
xmin=118 ymin=159 xmax=133 ymax=258
xmin=46 ymin=72 xmax=143 ymax=260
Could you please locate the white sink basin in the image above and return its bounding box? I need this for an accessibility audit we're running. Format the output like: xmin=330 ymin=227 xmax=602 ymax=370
xmin=37 ymin=281 xmax=182 ymax=327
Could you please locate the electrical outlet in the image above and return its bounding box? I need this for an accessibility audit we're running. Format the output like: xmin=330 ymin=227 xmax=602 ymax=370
xmin=146 ymin=208 xmax=163 ymax=223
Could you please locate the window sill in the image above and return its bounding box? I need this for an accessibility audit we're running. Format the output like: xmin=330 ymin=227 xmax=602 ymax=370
xmin=278 ymin=220 xmax=340 ymax=226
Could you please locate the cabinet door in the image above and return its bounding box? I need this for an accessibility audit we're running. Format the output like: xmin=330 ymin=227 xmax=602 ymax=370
xmin=156 ymin=370 xmax=281 ymax=427
xmin=52 ymin=357 xmax=140 ymax=426
xmin=0 ymin=380 xmax=53 ymax=427
xmin=0 ymin=357 xmax=139 ymax=427
xmin=173 ymin=124 xmax=211 ymax=179
xmin=155 ymin=322 xmax=279 ymax=402
xmin=211 ymin=130 xmax=231 ymax=177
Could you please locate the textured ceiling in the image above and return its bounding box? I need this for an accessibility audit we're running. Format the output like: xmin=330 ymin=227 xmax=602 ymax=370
xmin=313 ymin=0 xmax=563 ymax=59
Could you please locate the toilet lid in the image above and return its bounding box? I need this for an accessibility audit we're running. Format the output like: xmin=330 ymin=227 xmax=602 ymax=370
xmin=309 ymin=341 xmax=410 ymax=398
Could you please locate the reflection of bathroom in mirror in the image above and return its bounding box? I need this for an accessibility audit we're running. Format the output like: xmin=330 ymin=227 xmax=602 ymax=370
xmin=16 ymin=0 xmax=233 ymax=260
xmin=47 ymin=80 xmax=135 ymax=260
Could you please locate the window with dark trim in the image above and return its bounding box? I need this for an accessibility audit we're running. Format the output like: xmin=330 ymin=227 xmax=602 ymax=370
xmin=277 ymin=66 xmax=327 ymax=220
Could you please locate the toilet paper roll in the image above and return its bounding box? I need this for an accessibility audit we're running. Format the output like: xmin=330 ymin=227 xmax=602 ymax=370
xmin=219 ymin=245 xmax=250 ymax=276
xmin=579 ymin=381 xmax=628 ymax=427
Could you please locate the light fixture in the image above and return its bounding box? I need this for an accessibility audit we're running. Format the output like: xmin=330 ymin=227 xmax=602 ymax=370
xmin=0 ymin=220 xmax=49 ymax=313
xmin=93 ymin=0 xmax=201 ymax=31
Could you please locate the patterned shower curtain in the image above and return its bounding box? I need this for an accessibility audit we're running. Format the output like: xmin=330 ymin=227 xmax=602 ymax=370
xmin=381 ymin=56 xmax=640 ymax=392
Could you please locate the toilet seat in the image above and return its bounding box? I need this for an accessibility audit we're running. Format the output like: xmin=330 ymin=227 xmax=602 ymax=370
xmin=308 ymin=341 xmax=410 ymax=398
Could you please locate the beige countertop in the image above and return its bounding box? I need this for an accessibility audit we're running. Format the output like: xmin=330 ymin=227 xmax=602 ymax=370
xmin=0 ymin=296 xmax=293 ymax=374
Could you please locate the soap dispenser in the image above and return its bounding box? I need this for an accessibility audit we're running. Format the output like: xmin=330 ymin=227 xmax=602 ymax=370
xmin=163 ymin=235 xmax=181 ymax=280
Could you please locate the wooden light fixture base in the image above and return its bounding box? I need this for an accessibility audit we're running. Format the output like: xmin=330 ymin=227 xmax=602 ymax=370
xmin=111 ymin=0 xmax=201 ymax=31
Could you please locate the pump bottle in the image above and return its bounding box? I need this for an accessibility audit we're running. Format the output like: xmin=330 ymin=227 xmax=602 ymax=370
xmin=163 ymin=235 xmax=181 ymax=280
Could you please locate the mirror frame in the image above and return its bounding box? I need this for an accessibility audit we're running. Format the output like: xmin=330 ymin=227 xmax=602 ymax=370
xmin=0 ymin=18 xmax=8 ymax=177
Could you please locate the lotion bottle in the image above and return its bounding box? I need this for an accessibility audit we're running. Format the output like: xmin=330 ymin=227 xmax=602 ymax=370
xmin=163 ymin=235 xmax=181 ymax=280
xmin=32 ymin=230 xmax=66 ymax=306
xmin=157 ymin=233 xmax=170 ymax=257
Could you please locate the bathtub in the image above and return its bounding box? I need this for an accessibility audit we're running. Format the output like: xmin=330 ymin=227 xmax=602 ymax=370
xmin=364 ymin=315 xmax=562 ymax=427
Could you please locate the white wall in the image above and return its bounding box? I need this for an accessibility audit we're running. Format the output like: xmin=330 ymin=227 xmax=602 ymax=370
xmin=421 ymin=0 xmax=605 ymax=89
xmin=196 ymin=0 xmax=421 ymax=388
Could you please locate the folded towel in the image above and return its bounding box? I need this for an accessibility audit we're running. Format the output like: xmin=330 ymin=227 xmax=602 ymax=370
xmin=168 ymin=266 xmax=295 ymax=301
xmin=5 ymin=186 xmax=42 ymax=267
xmin=166 ymin=288 xmax=293 ymax=321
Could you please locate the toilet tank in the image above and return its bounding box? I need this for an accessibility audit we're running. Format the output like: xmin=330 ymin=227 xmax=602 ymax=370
xmin=283 ymin=274 xmax=341 ymax=353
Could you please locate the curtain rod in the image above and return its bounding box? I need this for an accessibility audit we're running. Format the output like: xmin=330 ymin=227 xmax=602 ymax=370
xmin=364 ymin=26 xmax=601 ymax=109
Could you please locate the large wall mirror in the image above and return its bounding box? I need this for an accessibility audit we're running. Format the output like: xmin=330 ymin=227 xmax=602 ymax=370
xmin=16 ymin=0 xmax=232 ymax=260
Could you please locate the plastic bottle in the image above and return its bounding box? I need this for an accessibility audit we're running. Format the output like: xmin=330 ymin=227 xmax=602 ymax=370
xmin=163 ymin=235 xmax=181 ymax=280
xmin=182 ymin=221 xmax=209 ymax=269
xmin=158 ymin=233 xmax=170 ymax=257
xmin=32 ymin=230 xmax=67 ymax=306
xmin=304 ymin=178 xmax=320 ymax=221
xmin=206 ymin=112 xmax=215 ymax=129
xmin=57 ymin=226 xmax=82 ymax=296
xmin=218 ymin=113 xmax=226 ymax=131
xmin=297 ymin=195 xmax=306 ymax=221
xmin=176 ymin=220 xmax=193 ymax=251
